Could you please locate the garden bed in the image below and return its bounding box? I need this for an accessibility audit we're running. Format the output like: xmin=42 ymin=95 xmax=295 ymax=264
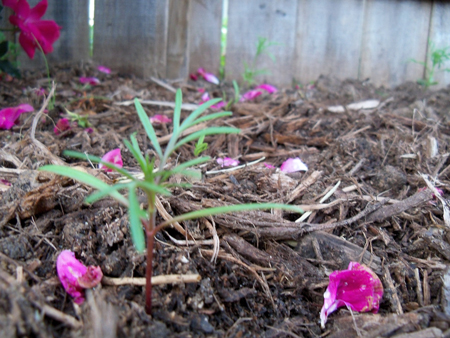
xmin=1 ymin=64 xmax=450 ymax=337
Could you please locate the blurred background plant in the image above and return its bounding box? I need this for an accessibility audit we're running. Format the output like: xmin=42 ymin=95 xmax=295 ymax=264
xmin=242 ymin=37 xmax=279 ymax=86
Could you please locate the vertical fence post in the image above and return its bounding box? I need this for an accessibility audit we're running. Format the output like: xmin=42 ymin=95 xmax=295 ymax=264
xmin=93 ymin=0 xmax=169 ymax=78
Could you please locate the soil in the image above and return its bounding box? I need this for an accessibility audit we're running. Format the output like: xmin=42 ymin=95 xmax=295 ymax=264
xmin=1 ymin=63 xmax=450 ymax=337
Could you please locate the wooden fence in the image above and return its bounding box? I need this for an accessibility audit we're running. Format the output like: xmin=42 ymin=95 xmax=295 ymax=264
xmin=3 ymin=0 xmax=450 ymax=88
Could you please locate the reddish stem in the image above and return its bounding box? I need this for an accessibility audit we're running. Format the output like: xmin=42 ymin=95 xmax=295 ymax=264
xmin=145 ymin=229 xmax=154 ymax=315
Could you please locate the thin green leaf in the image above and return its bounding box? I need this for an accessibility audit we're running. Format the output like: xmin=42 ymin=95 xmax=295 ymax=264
xmin=173 ymin=89 xmax=182 ymax=135
xmin=185 ymin=111 xmax=232 ymax=129
xmin=135 ymin=180 xmax=171 ymax=196
xmin=85 ymin=183 xmax=131 ymax=204
xmin=128 ymin=185 xmax=146 ymax=252
xmin=171 ymin=156 xmax=210 ymax=172
xmin=179 ymin=99 xmax=223 ymax=131
xmin=134 ymin=98 xmax=163 ymax=158
xmin=158 ymin=203 xmax=303 ymax=229
xmin=39 ymin=165 xmax=128 ymax=206
xmin=174 ymin=127 xmax=240 ymax=151
xmin=233 ymin=80 xmax=240 ymax=102
xmin=62 ymin=150 xmax=135 ymax=181
xmin=124 ymin=137 xmax=146 ymax=172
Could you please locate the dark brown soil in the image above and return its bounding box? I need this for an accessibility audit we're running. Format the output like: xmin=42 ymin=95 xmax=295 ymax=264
xmin=1 ymin=64 xmax=450 ymax=337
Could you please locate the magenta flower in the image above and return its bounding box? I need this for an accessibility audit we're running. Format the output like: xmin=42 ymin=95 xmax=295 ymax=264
xmin=3 ymin=0 xmax=61 ymax=59
xmin=199 ymin=92 xmax=225 ymax=110
xmin=99 ymin=148 xmax=123 ymax=172
xmin=217 ymin=157 xmax=240 ymax=167
xmin=56 ymin=250 xmax=103 ymax=304
xmin=280 ymin=157 xmax=308 ymax=173
xmin=149 ymin=114 xmax=172 ymax=124
xmin=97 ymin=65 xmax=111 ymax=74
xmin=264 ymin=162 xmax=276 ymax=169
xmin=53 ymin=118 xmax=71 ymax=135
xmin=79 ymin=77 xmax=100 ymax=86
xmin=320 ymin=262 xmax=383 ymax=328
xmin=0 ymin=103 xmax=34 ymax=129
xmin=255 ymin=84 xmax=277 ymax=94
xmin=190 ymin=73 xmax=198 ymax=81
xmin=197 ymin=68 xmax=219 ymax=85
xmin=240 ymin=89 xmax=263 ymax=102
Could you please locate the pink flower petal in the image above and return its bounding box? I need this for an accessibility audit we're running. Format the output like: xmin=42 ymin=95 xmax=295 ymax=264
xmin=198 ymin=92 xmax=224 ymax=110
xmin=190 ymin=73 xmax=198 ymax=81
xmin=264 ymin=162 xmax=275 ymax=169
xmin=0 ymin=179 xmax=11 ymax=186
xmin=79 ymin=77 xmax=100 ymax=86
xmin=280 ymin=158 xmax=308 ymax=173
xmin=99 ymin=148 xmax=123 ymax=172
xmin=0 ymin=103 xmax=34 ymax=129
xmin=255 ymin=84 xmax=278 ymax=94
xmin=7 ymin=0 xmax=61 ymax=59
xmin=53 ymin=118 xmax=71 ymax=135
xmin=216 ymin=157 xmax=240 ymax=167
xmin=197 ymin=87 xmax=206 ymax=93
xmin=320 ymin=262 xmax=383 ymax=328
xmin=149 ymin=114 xmax=172 ymax=124
xmin=97 ymin=65 xmax=111 ymax=74
xmin=56 ymin=250 xmax=103 ymax=304
xmin=240 ymin=90 xmax=263 ymax=102
xmin=197 ymin=68 xmax=219 ymax=85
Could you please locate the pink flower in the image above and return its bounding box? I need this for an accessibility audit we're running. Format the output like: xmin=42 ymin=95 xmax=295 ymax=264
xmin=320 ymin=262 xmax=383 ymax=328
xmin=240 ymin=90 xmax=263 ymax=102
xmin=149 ymin=114 xmax=172 ymax=124
xmin=264 ymin=162 xmax=275 ymax=169
xmin=79 ymin=77 xmax=100 ymax=86
xmin=97 ymin=65 xmax=111 ymax=74
xmin=99 ymin=148 xmax=123 ymax=172
xmin=53 ymin=117 xmax=71 ymax=135
xmin=199 ymin=92 xmax=225 ymax=110
xmin=197 ymin=68 xmax=219 ymax=85
xmin=280 ymin=157 xmax=308 ymax=173
xmin=217 ymin=157 xmax=240 ymax=167
xmin=0 ymin=103 xmax=34 ymax=129
xmin=190 ymin=73 xmax=198 ymax=81
xmin=4 ymin=0 xmax=61 ymax=59
xmin=56 ymin=250 xmax=103 ymax=304
xmin=255 ymin=84 xmax=277 ymax=94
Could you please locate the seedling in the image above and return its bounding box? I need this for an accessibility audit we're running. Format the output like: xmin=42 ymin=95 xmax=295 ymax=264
xmin=242 ymin=37 xmax=279 ymax=86
xmin=410 ymin=42 xmax=450 ymax=89
xmin=40 ymin=89 xmax=302 ymax=314
xmin=64 ymin=108 xmax=90 ymax=128
xmin=194 ymin=134 xmax=208 ymax=156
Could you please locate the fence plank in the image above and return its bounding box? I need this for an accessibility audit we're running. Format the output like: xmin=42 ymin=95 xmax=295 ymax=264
xmin=427 ymin=2 xmax=450 ymax=89
xmin=166 ymin=0 xmax=191 ymax=79
xmin=188 ymin=0 xmax=223 ymax=76
xmin=225 ymin=0 xmax=298 ymax=86
xmin=15 ymin=0 xmax=89 ymax=71
xmin=93 ymin=0 xmax=169 ymax=78
xmin=360 ymin=0 xmax=431 ymax=88
xmin=294 ymin=0 xmax=365 ymax=86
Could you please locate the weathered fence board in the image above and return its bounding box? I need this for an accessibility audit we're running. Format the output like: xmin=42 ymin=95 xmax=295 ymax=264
xmin=166 ymin=0 xmax=190 ymax=79
xmin=295 ymin=0 xmax=365 ymax=85
xmin=188 ymin=0 xmax=223 ymax=76
xmin=93 ymin=0 xmax=169 ymax=78
xmin=359 ymin=0 xmax=431 ymax=88
xmin=17 ymin=0 xmax=90 ymax=71
xmin=225 ymin=0 xmax=298 ymax=85
xmin=428 ymin=2 xmax=450 ymax=89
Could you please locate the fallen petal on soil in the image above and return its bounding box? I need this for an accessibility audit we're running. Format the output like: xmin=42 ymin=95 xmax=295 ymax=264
xmin=280 ymin=157 xmax=308 ymax=173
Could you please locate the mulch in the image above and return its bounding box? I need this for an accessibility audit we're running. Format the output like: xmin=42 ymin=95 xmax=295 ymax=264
xmin=1 ymin=63 xmax=450 ymax=337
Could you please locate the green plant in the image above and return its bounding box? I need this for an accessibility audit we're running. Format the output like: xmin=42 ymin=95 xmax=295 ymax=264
xmin=193 ymin=134 xmax=208 ymax=156
xmin=0 ymin=31 xmax=21 ymax=78
xmin=410 ymin=42 xmax=450 ymax=89
xmin=64 ymin=108 xmax=90 ymax=128
xmin=225 ymin=80 xmax=241 ymax=109
xmin=40 ymin=89 xmax=302 ymax=314
xmin=242 ymin=37 xmax=279 ymax=86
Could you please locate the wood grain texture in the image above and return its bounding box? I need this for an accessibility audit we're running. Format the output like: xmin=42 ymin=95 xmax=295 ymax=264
xmin=360 ymin=0 xmax=432 ymax=87
xmin=427 ymin=2 xmax=450 ymax=89
xmin=225 ymin=0 xmax=298 ymax=86
xmin=166 ymin=0 xmax=191 ymax=79
xmin=295 ymin=0 xmax=365 ymax=85
xmin=188 ymin=0 xmax=223 ymax=76
xmin=93 ymin=0 xmax=169 ymax=78
xmin=18 ymin=0 xmax=90 ymax=70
